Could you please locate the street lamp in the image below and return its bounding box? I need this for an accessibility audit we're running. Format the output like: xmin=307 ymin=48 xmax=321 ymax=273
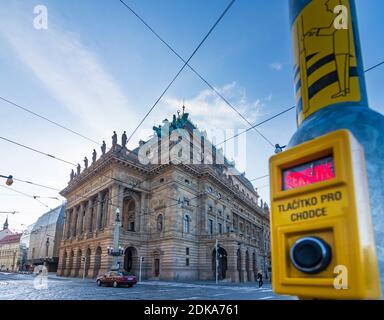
xmin=107 ymin=208 xmax=124 ymax=271
xmin=107 ymin=245 xmax=124 ymax=256
xmin=0 ymin=175 xmax=13 ymax=186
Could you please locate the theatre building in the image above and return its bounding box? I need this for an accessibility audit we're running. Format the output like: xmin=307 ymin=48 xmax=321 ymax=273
xmin=57 ymin=110 xmax=271 ymax=282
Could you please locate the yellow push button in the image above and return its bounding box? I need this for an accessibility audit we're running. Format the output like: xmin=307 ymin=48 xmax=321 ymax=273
xmin=290 ymin=237 xmax=332 ymax=274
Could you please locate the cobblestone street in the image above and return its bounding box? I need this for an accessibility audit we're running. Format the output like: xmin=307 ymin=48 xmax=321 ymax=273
xmin=0 ymin=272 xmax=294 ymax=300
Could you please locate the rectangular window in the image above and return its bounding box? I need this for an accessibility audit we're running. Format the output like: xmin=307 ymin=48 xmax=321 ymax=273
xmin=186 ymin=247 xmax=190 ymax=255
xmin=209 ymin=219 xmax=213 ymax=235
xmin=183 ymin=215 xmax=190 ymax=233
xmin=218 ymin=223 xmax=222 ymax=234
xmin=186 ymin=258 xmax=190 ymax=266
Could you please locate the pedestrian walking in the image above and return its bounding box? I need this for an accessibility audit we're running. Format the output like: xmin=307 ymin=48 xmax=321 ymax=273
xmin=257 ymin=272 xmax=263 ymax=288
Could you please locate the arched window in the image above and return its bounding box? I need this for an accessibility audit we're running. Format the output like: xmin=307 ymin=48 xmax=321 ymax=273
xmin=123 ymin=196 xmax=136 ymax=231
xmin=157 ymin=214 xmax=163 ymax=232
xmin=183 ymin=214 xmax=190 ymax=233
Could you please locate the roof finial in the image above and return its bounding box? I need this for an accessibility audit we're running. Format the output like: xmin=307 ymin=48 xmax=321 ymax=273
xmin=182 ymin=101 xmax=185 ymax=115
xmin=3 ymin=215 xmax=9 ymax=230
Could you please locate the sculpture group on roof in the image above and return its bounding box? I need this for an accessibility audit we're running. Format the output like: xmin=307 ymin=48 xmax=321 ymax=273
xmin=69 ymin=130 xmax=130 ymax=182
xmin=153 ymin=106 xmax=190 ymax=137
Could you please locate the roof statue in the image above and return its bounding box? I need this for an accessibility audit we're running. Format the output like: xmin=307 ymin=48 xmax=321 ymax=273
xmin=84 ymin=156 xmax=88 ymax=169
xmin=112 ymin=131 xmax=118 ymax=148
xmin=92 ymin=149 xmax=97 ymax=163
xmin=101 ymin=141 xmax=106 ymax=155
xmin=3 ymin=216 xmax=8 ymax=230
xmin=122 ymin=131 xmax=127 ymax=149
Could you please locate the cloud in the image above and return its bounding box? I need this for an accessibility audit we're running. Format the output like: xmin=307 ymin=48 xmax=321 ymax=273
xmin=0 ymin=5 xmax=137 ymax=140
xmin=156 ymin=82 xmax=266 ymax=132
xmin=134 ymin=83 xmax=269 ymax=169
xmin=270 ymin=62 xmax=283 ymax=71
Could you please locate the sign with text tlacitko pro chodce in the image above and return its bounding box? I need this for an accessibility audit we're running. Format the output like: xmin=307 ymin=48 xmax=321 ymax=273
xmin=269 ymin=130 xmax=381 ymax=299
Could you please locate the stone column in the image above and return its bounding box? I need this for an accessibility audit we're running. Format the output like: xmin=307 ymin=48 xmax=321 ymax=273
xmin=57 ymin=249 xmax=66 ymax=276
xmin=102 ymin=191 xmax=108 ymax=229
xmin=63 ymin=210 xmax=70 ymax=240
xmin=96 ymin=192 xmax=102 ymax=231
xmin=249 ymin=251 xmax=255 ymax=282
xmin=240 ymin=248 xmax=247 ymax=283
xmin=135 ymin=193 xmax=141 ymax=232
xmin=71 ymin=249 xmax=81 ymax=277
xmin=77 ymin=202 xmax=85 ymax=236
xmin=201 ymin=194 xmax=208 ymax=235
xmin=227 ymin=245 xmax=239 ymax=283
xmin=71 ymin=207 xmax=77 ymax=238
xmin=88 ymin=246 xmax=96 ymax=278
xmin=86 ymin=199 xmax=93 ymax=234
xmin=66 ymin=209 xmax=73 ymax=239
xmin=78 ymin=248 xmax=87 ymax=278
xmin=140 ymin=193 xmax=147 ymax=233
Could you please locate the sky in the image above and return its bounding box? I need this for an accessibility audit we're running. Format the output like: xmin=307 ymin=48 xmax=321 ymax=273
xmin=0 ymin=0 xmax=383 ymax=232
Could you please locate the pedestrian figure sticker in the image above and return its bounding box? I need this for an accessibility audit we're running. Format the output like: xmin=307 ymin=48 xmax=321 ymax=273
xmin=292 ymin=0 xmax=361 ymax=125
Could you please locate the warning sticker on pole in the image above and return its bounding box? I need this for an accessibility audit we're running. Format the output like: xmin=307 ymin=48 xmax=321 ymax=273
xmin=292 ymin=0 xmax=361 ymax=125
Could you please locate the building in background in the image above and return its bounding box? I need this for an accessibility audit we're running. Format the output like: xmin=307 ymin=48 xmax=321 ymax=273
xmin=28 ymin=205 xmax=65 ymax=272
xmin=0 ymin=217 xmax=13 ymax=241
xmin=20 ymin=224 xmax=35 ymax=271
xmin=0 ymin=218 xmax=23 ymax=272
xmin=58 ymin=110 xmax=271 ymax=282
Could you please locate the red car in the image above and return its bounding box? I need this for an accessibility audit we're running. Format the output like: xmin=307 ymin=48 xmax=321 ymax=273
xmin=96 ymin=271 xmax=137 ymax=288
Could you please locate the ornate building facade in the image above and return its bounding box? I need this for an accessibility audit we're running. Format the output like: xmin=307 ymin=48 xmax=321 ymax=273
xmin=57 ymin=111 xmax=271 ymax=282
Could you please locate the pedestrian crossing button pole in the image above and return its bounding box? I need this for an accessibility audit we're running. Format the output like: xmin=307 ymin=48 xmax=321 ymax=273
xmin=282 ymin=0 xmax=384 ymax=298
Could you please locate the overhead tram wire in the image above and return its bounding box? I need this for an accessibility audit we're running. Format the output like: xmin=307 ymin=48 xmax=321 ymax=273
xmin=0 ymin=102 xmax=290 ymax=205
xmin=364 ymin=60 xmax=384 ymax=73
xmin=0 ymin=57 xmax=384 ymax=205
xmin=215 ymin=59 xmax=384 ymax=151
xmin=0 ymin=57 xmax=381 ymax=157
xmin=124 ymin=0 xmax=236 ymax=147
xmin=0 ymin=130 xmax=229 ymax=214
xmin=0 ymin=135 xmax=157 ymax=209
xmin=10 ymin=176 xmax=61 ymax=192
xmin=216 ymin=105 xmax=295 ymax=147
xmin=0 ymin=136 xmax=77 ymax=167
xmin=119 ymin=0 xmax=274 ymax=148
xmin=0 ymin=133 xmax=260 ymax=216
xmin=0 ymin=134 xmax=196 ymax=212
xmin=242 ymin=59 xmax=384 ymax=184
xmin=0 ymin=185 xmax=52 ymax=210
xmin=0 ymin=96 xmax=100 ymax=146
xmin=249 ymin=174 xmax=269 ymax=182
